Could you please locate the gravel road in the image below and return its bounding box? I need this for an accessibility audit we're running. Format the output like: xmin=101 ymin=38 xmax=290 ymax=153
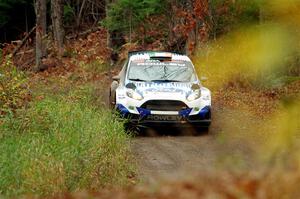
xmin=131 ymin=108 xmax=259 ymax=183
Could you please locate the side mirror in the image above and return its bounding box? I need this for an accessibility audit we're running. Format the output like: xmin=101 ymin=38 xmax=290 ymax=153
xmin=125 ymin=83 xmax=136 ymax=89
xmin=200 ymin=76 xmax=208 ymax=82
xmin=113 ymin=75 xmax=120 ymax=81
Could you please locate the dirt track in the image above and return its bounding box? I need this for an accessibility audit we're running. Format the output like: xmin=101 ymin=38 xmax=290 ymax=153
xmin=132 ymin=135 xmax=216 ymax=182
xmin=131 ymin=117 xmax=258 ymax=183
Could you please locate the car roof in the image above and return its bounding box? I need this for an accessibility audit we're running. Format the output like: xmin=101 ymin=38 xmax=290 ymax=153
xmin=128 ymin=51 xmax=191 ymax=62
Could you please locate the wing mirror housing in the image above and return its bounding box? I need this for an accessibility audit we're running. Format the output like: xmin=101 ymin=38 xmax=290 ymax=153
xmin=113 ymin=75 xmax=120 ymax=81
xmin=200 ymin=76 xmax=208 ymax=82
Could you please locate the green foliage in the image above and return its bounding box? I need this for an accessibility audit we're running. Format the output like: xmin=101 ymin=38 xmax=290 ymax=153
xmin=63 ymin=3 xmax=75 ymax=24
xmin=211 ymin=0 xmax=260 ymax=36
xmin=0 ymin=56 xmax=29 ymax=116
xmin=81 ymin=59 xmax=110 ymax=74
xmin=103 ymin=0 xmax=165 ymax=33
xmin=0 ymin=88 xmax=133 ymax=196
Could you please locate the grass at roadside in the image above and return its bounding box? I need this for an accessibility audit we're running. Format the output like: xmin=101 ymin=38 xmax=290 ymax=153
xmin=0 ymin=87 xmax=134 ymax=197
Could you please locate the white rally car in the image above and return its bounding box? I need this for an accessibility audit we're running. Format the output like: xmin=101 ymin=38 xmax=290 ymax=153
xmin=109 ymin=51 xmax=211 ymax=129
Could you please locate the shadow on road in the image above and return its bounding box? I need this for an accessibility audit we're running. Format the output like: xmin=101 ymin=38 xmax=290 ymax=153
xmin=132 ymin=126 xmax=210 ymax=137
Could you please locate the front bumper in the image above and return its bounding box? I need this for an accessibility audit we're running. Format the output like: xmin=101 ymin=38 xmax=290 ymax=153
xmin=116 ymin=104 xmax=211 ymax=127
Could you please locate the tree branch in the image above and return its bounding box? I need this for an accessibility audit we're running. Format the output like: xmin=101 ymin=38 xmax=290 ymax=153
xmin=12 ymin=26 xmax=36 ymax=57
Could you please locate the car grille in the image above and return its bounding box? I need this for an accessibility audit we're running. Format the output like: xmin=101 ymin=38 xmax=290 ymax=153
xmin=141 ymin=100 xmax=188 ymax=112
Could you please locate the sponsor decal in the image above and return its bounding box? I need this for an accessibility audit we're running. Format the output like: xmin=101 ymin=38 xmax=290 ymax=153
xmin=135 ymin=82 xmax=193 ymax=88
xmin=133 ymin=82 xmax=196 ymax=96
xmin=137 ymin=62 xmax=186 ymax=67
xmin=147 ymin=115 xmax=183 ymax=121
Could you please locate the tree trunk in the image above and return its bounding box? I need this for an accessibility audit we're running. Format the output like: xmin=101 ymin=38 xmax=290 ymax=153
xmin=185 ymin=0 xmax=196 ymax=56
xmin=259 ymin=2 xmax=267 ymax=23
xmin=185 ymin=0 xmax=210 ymax=55
xmin=105 ymin=0 xmax=113 ymax=49
xmin=105 ymin=0 xmax=117 ymax=65
xmin=35 ymin=0 xmax=47 ymax=71
xmin=51 ymin=0 xmax=65 ymax=56
xmin=76 ymin=0 xmax=87 ymax=29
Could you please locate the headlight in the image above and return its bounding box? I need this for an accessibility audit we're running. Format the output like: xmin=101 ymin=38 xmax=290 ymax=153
xmin=126 ymin=89 xmax=143 ymax=100
xmin=187 ymin=90 xmax=201 ymax=101
xmin=202 ymin=95 xmax=210 ymax=101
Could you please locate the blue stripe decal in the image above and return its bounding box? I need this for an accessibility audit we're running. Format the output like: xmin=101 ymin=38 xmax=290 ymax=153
xmin=137 ymin=107 xmax=151 ymax=118
xmin=179 ymin=108 xmax=192 ymax=117
xmin=198 ymin=106 xmax=211 ymax=119
xmin=116 ymin=104 xmax=130 ymax=117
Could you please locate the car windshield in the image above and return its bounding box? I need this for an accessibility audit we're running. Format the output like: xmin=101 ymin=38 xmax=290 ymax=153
xmin=127 ymin=59 xmax=197 ymax=82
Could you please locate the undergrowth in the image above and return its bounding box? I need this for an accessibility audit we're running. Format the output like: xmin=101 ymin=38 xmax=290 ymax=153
xmin=0 ymin=87 xmax=134 ymax=197
xmin=0 ymin=56 xmax=30 ymax=116
xmin=80 ymin=59 xmax=110 ymax=74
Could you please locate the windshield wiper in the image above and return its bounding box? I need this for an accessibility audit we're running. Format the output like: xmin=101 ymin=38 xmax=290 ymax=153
xmin=129 ymin=78 xmax=146 ymax=82
xmin=151 ymin=79 xmax=182 ymax=83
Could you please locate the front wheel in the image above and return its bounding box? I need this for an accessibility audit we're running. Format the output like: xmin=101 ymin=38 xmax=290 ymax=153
xmin=193 ymin=125 xmax=210 ymax=135
xmin=109 ymin=81 xmax=119 ymax=109
xmin=109 ymin=90 xmax=116 ymax=109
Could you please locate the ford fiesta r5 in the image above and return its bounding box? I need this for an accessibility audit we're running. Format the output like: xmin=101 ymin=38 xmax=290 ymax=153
xmin=109 ymin=51 xmax=211 ymax=129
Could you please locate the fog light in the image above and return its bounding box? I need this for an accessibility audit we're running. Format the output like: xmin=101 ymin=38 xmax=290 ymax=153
xmin=129 ymin=106 xmax=134 ymax=110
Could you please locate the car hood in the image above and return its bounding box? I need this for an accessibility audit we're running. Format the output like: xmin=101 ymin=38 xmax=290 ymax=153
xmin=131 ymin=81 xmax=199 ymax=99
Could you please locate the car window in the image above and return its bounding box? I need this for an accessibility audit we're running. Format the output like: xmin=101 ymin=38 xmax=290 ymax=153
xmin=127 ymin=59 xmax=197 ymax=82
